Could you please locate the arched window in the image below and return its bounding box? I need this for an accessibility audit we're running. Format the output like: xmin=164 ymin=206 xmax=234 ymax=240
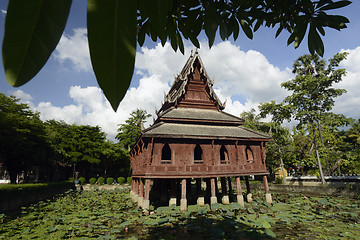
xmin=220 ymin=145 xmax=229 ymax=164
xmin=246 ymin=145 xmax=254 ymax=163
xmin=161 ymin=144 xmax=171 ymax=164
xmin=194 ymin=144 xmax=203 ymax=164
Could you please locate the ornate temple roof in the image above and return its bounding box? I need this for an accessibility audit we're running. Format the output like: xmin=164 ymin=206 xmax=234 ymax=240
xmin=159 ymin=50 xmax=225 ymax=113
xmin=140 ymin=51 xmax=270 ymax=141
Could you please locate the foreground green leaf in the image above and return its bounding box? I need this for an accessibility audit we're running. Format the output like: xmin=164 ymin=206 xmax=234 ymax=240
xmin=2 ymin=0 xmax=72 ymax=87
xmin=87 ymin=0 xmax=137 ymax=111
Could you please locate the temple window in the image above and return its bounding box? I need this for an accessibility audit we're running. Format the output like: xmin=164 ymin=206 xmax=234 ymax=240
xmin=246 ymin=145 xmax=254 ymax=163
xmin=220 ymin=145 xmax=229 ymax=164
xmin=161 ymin=144 xmax=172 ymax=164
xmin=194 ymin=144 xmax=203 ymax=164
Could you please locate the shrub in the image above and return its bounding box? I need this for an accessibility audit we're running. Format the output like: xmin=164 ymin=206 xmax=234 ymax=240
xmin=89 ymin=178 xmax=97 ymax=185
xmin=106 ymin=177 xmax=114 ymax=185
xmin=97 ymin=177 xmax=105 ymax=185
xmin=79 ymin=177 xmax=86 ymax=186
xmin=0 ymin=181 xmax=75 ymax=206
xmin=126 ymin=177 xmax=132 ymax=185
xmin=275 ymin=177 xmax=283 ymax=184
xmin=117 ymin=177 xmax=126 ymax=185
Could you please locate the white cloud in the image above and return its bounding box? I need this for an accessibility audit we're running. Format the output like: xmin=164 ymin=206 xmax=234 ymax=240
xmin=341 ymin=46 xmax=360 ymax=73
xmin=32 ymin=76 xmax=169 ymax=140
xmin=11 ymin=89 xmax=33 ymax=101
xmin=332 ymin=47 xmax=360 ymax=119
xmin=135 ymin=41 xmax=291 ymax=118
xmin=197 ymin=42 xmax=291 ymax=104
xmin=54 ymin=28 xmax=91 ymax=72
xmin=13 ymin=41 xmax=360 ymax=141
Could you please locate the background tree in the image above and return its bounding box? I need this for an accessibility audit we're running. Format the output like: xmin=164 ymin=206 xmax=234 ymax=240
xmin=259 ymin=101 xmax=293 ymax=183
xmin=116 ymin=109 xmax=151 ymax=150
xmin=281 ymin=52 xmax=348 ymax=184
xmin=337 ymin=119 xmax=360 ymax=174
xmin=0 ymin=93 xmax=49 ymax=183
xmin=240 ymin=108 xmax=294 ymax=180
xmin=59 ymin=125 xmax=106 ymax=178
xmin=100 ymin=141 xmax=130 ymax=178
xmin=2 ymin=0 xmax=351 ymax=110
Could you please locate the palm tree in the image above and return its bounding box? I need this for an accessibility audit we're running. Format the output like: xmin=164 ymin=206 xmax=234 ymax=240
xmin=130 ymin=108 xmax=152 ymax=130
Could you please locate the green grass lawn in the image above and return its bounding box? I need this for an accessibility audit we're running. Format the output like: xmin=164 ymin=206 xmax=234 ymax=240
xmin=0 ymin=188 xmax=359 ymax=239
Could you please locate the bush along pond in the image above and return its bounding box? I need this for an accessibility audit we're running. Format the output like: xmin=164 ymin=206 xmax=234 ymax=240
xmin=0 ymin=188 xmax=359 ymax=239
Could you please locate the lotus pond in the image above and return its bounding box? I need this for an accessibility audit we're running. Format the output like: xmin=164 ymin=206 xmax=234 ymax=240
xmin=0 ymin=188 xmax=359 ymax=239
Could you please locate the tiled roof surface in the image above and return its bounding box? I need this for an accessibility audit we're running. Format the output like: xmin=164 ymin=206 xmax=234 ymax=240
xmin=143 ymin=122 xmax=269 ymax=139
xmin=160 ymin=107 xmax=243 ymax=123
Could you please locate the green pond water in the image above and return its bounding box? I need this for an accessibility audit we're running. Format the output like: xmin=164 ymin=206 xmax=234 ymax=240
xmin=0 ymin=188 xmax=359 ymax=239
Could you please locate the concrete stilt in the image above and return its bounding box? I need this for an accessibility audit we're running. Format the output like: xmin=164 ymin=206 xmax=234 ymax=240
xmin=222 ymin=195 xmax=230 ymax=205
xmin=196 ymin=178 xmax=204 ymax=206
xmin=263 ymin=175 xmax=272 ymax=204
xmin=235 ymin=176 xmax=245 ymax=207
xmin=134 ymin=178 xmax=139 ymax=202
xmin=220 ymin=177 xmax=229 ymax=204
xmin=169 ymin=198 xmax=177 ymax=206
xmin=130 ymin=179 xmax=135 ymax=200
xmin=227 ymin=177 xmax=234 ymax=201
xmin=205 ymin=178 xmax=211 ymax=200
xmin=143 ymin=179 xmax=153 ymax=212
xmin=246 ymin=193 xmax=253 ymax=203
xmin=245 ymin=176 xmax=252 ymax=203
xmin=237 ymin=195 xmax=245 ymax=207
xmin=197 ymin=197 xmax=205 ymax=206
xmin=180 ymin=179 xmax=187 ymax=212
xmin=138 ymin=179 xmax=144 ymax=207
xmin=210 ymin=177 xmax=217 ymax=205
xmin=169 ymin=179 xmax=177 ymax=206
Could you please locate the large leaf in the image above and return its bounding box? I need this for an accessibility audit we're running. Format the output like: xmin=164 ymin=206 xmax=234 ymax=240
xmin=2 ymin=0 xmax=72 ymax=87
xmin=138 ymin=0 xmax=172 ymax=37
xmin=240 ymin=19 xmax=253 ymax=39
xmin=318 ymin=1 xmax=351 ymax=11
xmin=87 ymin=0 xmax=137 ymax=111
xmin=308 ymin=23 xmax=324 ymax=56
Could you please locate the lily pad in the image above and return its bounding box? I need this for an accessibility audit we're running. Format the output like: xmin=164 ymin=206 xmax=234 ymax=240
xmin=264 ymin=229 xmax=276 ymax=238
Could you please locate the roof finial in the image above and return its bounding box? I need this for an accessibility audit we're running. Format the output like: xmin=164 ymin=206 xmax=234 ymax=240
xmin=190 ymin=49 xmax=193 ymax=56
xmin=195 ymin=48 xmax=199 ymax=54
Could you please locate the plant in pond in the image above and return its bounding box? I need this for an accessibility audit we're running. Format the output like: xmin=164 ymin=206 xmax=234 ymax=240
xmin=0 ymin=189 xmax=359 ymax=239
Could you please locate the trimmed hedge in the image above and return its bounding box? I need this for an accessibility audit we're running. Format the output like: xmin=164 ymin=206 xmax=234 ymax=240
xmin=79 ymin=177 xmax=86 ymax=186
xmin=126 ymin=177 xmax=132 ymax=185
xmin=117 ymin=177 xmax=125 ymax=185
xmin=106 ymin=177 xmax=114 ymax=185
xmin=97 ymin=177 xmax=105 ymax=185
xmin=89 ymin=178 xmax=97 ymax=185
xmin=0 ymin=181 xmax=75 ymax=212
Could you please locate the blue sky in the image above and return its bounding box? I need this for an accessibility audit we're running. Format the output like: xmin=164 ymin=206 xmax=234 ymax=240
xmin=1 ymin=1 xmax=360 ymax=140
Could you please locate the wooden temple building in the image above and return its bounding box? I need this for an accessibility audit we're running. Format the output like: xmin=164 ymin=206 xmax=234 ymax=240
xmin=129 ymin=51 xmax=272 ymax=211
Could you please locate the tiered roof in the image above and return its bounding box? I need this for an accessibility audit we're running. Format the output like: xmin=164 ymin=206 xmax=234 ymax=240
xmin=142 ymin=50 xmax=269 ymax=141
xmin=159 ymin=50 xmax=224 ymax=113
